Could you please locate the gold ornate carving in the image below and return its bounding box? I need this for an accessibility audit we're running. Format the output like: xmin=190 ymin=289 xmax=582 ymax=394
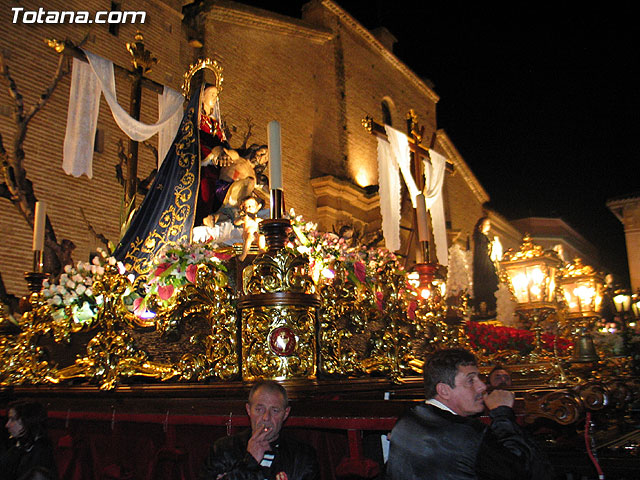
xmin=56 ymin=265 xmax=177 ymax=389
xmin=575 ymin=382 xmax=609 ymax=410
xmin=241 ymin=304 xmax=317 ymax=381
xmin=160 ymin=264 xmax=239 ymax=381
xmin=0 ymin=294 xmax=60 ymax=385
xmin=126 ymin=32 xmax=158 ymax=73
xmin=243 ymin=249 xmax=315 ymax=295
xmin=361 ymin=115 xmax=373 ymax=134
xmin=524 ymin=389 xmax=583 ymax=425
xmin=406 ymin=109 xmax=424 ymax=144
xmin=317 ymin=279 xmax=365 ymax=376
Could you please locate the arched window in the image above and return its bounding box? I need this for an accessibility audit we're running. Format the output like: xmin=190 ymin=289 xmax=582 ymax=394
xmin=381 ymin=100 xmax=393 ymax=126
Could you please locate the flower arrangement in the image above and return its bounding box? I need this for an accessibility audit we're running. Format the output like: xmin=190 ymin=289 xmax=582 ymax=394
xmin=289 ymin=210 xmax=404 ymax=289
xmin=466 ymin=321 xmax=573 ymax=355
xmin=42 ymin=248 xmax=126 ymax=326
xmin=139 ymin=242 xmax=231 ymax=309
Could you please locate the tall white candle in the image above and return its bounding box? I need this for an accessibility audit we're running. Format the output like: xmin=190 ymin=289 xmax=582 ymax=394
xmin=416 ymin=194 xmax=429 ymax=242
xmin=268 ymin=120 xmax=283 ymax=190
xmin=32 ymin=201 xmax=46 ymax=251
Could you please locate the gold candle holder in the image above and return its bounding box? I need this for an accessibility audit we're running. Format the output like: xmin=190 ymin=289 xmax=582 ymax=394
xmin=239 ymin=216 xmax=319 ymax=381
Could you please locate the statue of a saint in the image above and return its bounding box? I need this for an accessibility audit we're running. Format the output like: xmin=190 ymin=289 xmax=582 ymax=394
xmin=472 ymin=216 xmax=500 ymax=318
xmin=113 ymin=59 xmax=266 ymax=277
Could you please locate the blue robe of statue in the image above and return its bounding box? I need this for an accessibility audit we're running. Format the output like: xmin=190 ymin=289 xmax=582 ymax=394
xmin=113 ymin=86 xmax=213 ymax=277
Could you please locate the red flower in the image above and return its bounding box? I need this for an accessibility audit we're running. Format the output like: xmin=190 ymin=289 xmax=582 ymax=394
xmin=154 ymin=262 xmax=172 ymax=277
xmin=214 ymin=252 xmax=232 ymax=261
xmin=354 ymin=261 xmax=367 ymax=283
xmin=186 ymin=264 xmax=198 ymax=283
xmin=158 ymin=284 xmax=175 ymax=300
xmin=408 ymin=300 xmax=417 ymax=319
xmin=375 ymin=291 xmax=384 ymax=311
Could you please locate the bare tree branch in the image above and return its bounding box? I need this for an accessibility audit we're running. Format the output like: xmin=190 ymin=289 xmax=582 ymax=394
xmin=80 ymin=208 xmax=111 ymax=250
xmin=115 ymin=139 xmax=127 ymax=187
xmin=1 ymin=45 xmax=74 ymax=278
xmin=239 ymin=118 xmax=254 ymax=150
xmin=24 ymin=53 xmax=69 ymax=125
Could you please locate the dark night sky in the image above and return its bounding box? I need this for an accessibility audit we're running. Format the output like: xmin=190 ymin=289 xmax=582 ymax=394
xmin=244 ymin=1 xmax=639 ymax=280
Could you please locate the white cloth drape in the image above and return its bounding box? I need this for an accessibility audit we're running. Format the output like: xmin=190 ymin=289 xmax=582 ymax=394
xmin=62 ymin=58 xmax=101 ymax=178
xmin=376 ymin=136 xmax=402 ymax=251
xmin=376 ymin=125 xmax=449 ymax=262
xmin=84 ymin=50 xmax=184 ymax=141
xmin=384 ymin=126 xmax=420 ymax=206
xmin=62 ymin=50 xmax=185 ymax=177
xmin=423 ymin=149 xmax=448 ymax=266
xmin=157 ymin=87 xmax=184 ymax=167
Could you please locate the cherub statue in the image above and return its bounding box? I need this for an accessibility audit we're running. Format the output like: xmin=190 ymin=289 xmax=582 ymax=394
xmin=234 ymin=196 xmax=266 ymax=261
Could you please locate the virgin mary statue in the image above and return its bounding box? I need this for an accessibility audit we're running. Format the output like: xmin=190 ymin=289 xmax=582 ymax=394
xmin=113 ymin=59 xmax=232 ymax=277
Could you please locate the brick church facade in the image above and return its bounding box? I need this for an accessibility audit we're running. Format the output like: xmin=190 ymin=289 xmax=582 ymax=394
xmin=1 ymin=0 xmax=518 ymax=296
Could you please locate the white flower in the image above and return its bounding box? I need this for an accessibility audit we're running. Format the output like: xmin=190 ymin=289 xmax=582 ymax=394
xmin=75 ymin=284 xmax=87 ymax=296
xmin=66 ymin=279 xmax=76 ymax=290
xmin=48 ymin=295 xmax=62 ymax=306
xmin=108 ymin=257 xmax=117 ymax=266
xmin=127 ymin=274 xmax=135 ymax=283
xmin=85 ymin=288 xmax=93 ymax=297
xmin=64 ymin=265 xmax=73 ymax=274
xmin=92 ymin=256 xmax=101 ymax=266
xmin=74 ymin=302 xmax=95 ymax=323
xmin=72 ymin=274 xmax=84 ymax=283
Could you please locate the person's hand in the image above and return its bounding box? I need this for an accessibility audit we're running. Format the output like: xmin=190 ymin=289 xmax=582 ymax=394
xmin=247 ymin=424 xmax=272 ymax=463
xmin=224 ymin=148 xmax=240 ymax=162
xmin=484 ymin=389 xmax=515 ymax=410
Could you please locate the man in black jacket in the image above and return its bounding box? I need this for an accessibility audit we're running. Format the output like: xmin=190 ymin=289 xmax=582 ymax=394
xmin=200 ymin=380 xmax=318 ymax=480
xmin=386 ymin=348 xmax=551 ymax=480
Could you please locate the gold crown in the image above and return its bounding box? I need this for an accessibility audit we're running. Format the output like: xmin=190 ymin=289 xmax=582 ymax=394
xmin=181 ymin=58 xmax=223 ymax=99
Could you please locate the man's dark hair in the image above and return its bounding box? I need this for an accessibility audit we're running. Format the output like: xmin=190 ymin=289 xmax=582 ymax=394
xmin=248 ymin=380 xmax=288 ymax=407
xmin=488 ymin=364 xmax=510 ymax=378
xmin=423 ymin=349 xmax=477 ymax=399
xmin=7 ymin=400 xmax=48 ymax=442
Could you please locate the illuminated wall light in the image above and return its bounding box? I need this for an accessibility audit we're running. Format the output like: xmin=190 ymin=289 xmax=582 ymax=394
xmin=354 ymin=168 xmax=373 ymax=188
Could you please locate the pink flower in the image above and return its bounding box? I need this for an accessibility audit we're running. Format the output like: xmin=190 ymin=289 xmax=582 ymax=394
xmin=186 ymin=264 xmax=198 ymax=283
xmin=154 ymin=262 xmax=171 ymax=277
xmin=214 ymin=252 xmax=232 ymax=261
xmin=158 ymin=284 xmax=175 ymax=300
xmin=354 ymin=261 xmax=366 ymax=283
xmin=408 ymin=300 xmax=417 ymax=319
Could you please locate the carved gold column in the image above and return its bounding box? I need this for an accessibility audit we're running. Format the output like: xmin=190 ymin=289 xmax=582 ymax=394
xmin=239 ymin=219 xmax=320 ymax=381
